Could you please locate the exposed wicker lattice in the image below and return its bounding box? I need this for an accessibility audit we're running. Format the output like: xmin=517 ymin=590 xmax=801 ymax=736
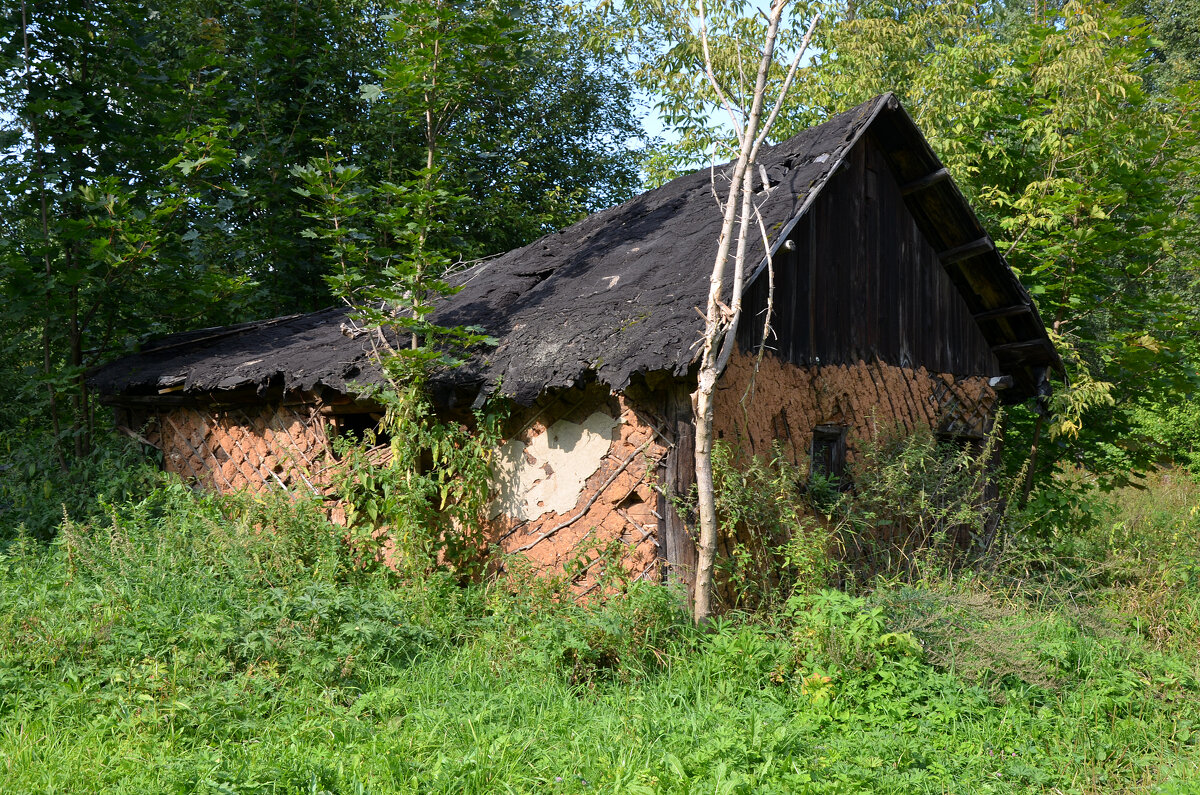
xmin=145 ymin=404 xmax=334 ymax=497
xmin=136 ymin=395 xmax=668 ymax=596
xmin=931 ymin=375 xmax=998 ymax=438
xmin=491 ymin=388 xmax=671 ymax=596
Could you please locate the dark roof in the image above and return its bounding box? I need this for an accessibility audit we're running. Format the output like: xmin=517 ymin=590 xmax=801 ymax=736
xmin=89 ymin=94 xmax=1061 ymax=405
xmin=87 ymin=309 xmax=386 ymax=399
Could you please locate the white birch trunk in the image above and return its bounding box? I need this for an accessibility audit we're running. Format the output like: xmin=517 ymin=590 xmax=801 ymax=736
xmin=692 ymin=5 xmax=819 ymax=623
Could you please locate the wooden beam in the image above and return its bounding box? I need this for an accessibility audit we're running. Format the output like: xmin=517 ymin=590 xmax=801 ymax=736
xmin=973 ymin=304 xmax=1033 ymax=322
xmin=900 ymin=167 xmax=950 ymax=196
xmin=662 ymin=384 xmax=696 ymax=598
xmin=938 ymin=236 xmax=994 ymax=265
xmin=991 ymin=339 xmax=1053 ymax=357
xmin=101 ymin=394 xmax=193 ymax=407
xmin=317 ymin=401 xmax=385 ymax=416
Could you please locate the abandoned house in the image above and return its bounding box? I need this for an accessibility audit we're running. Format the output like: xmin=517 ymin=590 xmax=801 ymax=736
xmin=89 ymin=93 xmax=1062 ymax=596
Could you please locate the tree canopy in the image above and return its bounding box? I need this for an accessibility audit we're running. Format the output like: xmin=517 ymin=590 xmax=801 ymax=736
xmin=0 ymin=0 xmax=645 ymax=460
xmin=1 ymin=0 xmax=1197 ymax=491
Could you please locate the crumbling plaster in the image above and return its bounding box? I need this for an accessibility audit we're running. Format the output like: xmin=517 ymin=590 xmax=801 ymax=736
xmin=487 ymin=387 xmax=668 ymax=593
xmin=490 ymin=411 xmax=618 ymax=522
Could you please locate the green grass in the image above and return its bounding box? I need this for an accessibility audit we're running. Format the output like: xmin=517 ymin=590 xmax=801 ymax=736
xmin=2 ymin=474 xmax=1200 ymax=793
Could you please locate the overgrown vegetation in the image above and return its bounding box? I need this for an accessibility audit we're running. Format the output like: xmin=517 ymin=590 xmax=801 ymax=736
xmin=3 ymin=452 xmax=1200 ymax=792
xmin=705 ymin=440 xmax=834 ymax=611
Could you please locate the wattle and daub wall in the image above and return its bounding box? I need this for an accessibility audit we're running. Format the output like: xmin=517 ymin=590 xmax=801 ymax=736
xmin=125 ymin=354 xmax=994 ymax=596
xmin=123 ymin=403 xmax=337 ymax=496
xmin=480 ymin=130 xmax=1005 ymax=591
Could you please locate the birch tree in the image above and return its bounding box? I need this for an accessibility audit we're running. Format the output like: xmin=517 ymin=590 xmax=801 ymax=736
xmin=691 ymin=4 xmax=818 ymax=623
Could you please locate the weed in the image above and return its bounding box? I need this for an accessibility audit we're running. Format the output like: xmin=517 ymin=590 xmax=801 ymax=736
xmin=705 ymin=440 xmax=835 ymax=611
xmin=827 ymin=420 xmax=1015 ymax=583
xmin=2 ymin=459 xmax=1200 ymax=792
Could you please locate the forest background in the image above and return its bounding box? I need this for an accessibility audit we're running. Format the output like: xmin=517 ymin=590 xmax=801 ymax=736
xmin=3 ymin=0 xmax=1200 ymax=790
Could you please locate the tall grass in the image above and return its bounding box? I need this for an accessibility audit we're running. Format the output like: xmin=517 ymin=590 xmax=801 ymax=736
xmin=3 ymin=469 xmax=1200 ymax=793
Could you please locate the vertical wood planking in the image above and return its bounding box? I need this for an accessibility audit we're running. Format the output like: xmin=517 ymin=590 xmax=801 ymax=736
xmin=662 ymin=384 xmax=697 ymax=598
xmin=738 ymin=135 xmax=1000 ymax=379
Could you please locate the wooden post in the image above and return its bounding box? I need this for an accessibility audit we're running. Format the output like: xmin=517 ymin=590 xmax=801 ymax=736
xmin=661 ymin=384 xmax=697 ymax=600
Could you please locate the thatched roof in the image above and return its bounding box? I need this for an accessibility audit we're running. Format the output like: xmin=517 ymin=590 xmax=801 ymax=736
xmin=89 ymin=94 xmax=1061 ymax=406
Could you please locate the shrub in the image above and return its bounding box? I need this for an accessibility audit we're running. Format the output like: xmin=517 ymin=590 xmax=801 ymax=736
xmin=0 ymin=429 xmax=159 ymax=541
xmin=831 ymin=421 xmax=1012 ymax=581
xmin=707 ymin=440 xmax=836 ymax=611
xmin=330 ymin=383 xmax=506 ymax=580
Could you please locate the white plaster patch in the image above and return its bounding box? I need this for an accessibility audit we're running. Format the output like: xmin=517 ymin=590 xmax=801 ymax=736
xmin=490 ymin=410 xmax=618 ymax=521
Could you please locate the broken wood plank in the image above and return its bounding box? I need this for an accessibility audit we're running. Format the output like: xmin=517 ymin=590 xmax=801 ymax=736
xmin=662 ymin=384 xmax=696 ymax=595
xmin=115 ymin=424 xmax=160 ymax=449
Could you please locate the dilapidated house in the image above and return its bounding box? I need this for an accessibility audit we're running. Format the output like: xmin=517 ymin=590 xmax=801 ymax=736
xmin=89 ymin=94 xmax=1062 ymax=595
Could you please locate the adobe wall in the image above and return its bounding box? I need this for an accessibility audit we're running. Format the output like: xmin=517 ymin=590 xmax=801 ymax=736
xmin=127 ymin=403 xmax=336 ymax=497
xmin=122 ymin=354 xmax=994 ymax=599
xmin=713 ymin=350 xmax=997 ymax=468
xmin=486 ymin=386 xmax=669 ymax=595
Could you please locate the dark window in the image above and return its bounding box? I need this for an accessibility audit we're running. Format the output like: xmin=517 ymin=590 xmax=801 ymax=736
xmin=811 ymin=424 xmax=847 ymax=481
xmin=331 ymin=412 xmax=389 ymax=455
xmin=936 ymin=430 xmax=985 ymax=456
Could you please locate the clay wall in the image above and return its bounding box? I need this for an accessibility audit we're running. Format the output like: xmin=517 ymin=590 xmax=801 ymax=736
xmin=487 ymin=386 xmax=670 ymax=596
xmin=123 ymin=388 xmax=671 ymax=596
xmin=714 ymin=350 xmax=997 ymax=469
xmin=129 ymin=403 xmax=337 ymax=497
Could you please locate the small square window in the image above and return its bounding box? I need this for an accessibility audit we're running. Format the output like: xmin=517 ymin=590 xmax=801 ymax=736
xmin=811 ymin=424 xmax=847 ymax=481
xmin=330 ymin=412 xmax=389 ymax=459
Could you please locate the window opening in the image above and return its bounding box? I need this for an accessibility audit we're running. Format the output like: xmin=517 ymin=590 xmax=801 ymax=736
xmin=331 ymin=412 xmax=389 ymax=458
xmin=811 ymin=424 xmax=847 ymax=483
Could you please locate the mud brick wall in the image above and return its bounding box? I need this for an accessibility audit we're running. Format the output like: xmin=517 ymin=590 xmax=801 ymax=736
xmin=488 ymin=386 xmax=670 ymax=596
xmin=134 ymin=404 xmax=335 ymax=496
xmin=714 ymin=351 xmax=998 ymax=469
xmin=121 ymin=353 xmax=995 ymax=599
xmin=127 ymin=391 xmax=669 ymax=596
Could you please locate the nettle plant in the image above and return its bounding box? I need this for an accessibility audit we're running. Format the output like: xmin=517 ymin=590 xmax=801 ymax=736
xmin=293 ymin=152 xmax=504 ymax=579
xmin=705 ymin=441 xmax=837 ymax=612
xmin=832 ymin=419 xmax=1016 ymax=581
